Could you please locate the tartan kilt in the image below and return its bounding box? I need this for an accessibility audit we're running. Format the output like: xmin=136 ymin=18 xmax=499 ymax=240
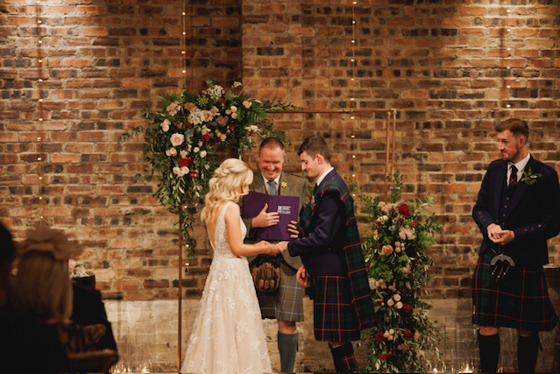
xmin=472 ymin=250 xmax=558 ymax=331
xmin=257 ymin=262 xmax=304 ymax=322
xmin=309 ymin=275 xmax=361 ymax=342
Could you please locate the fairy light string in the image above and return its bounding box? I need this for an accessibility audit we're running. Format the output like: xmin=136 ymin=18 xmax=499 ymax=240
xmin=35 ymin=2 xmax=46 ymax=225
xmin=350 ymin=0 xmax=358 ymax=188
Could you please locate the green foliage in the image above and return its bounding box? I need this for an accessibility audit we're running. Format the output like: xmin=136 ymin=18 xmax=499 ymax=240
xmin=120 ymin=79 xmax=298 ymax=256
xmin=350 ymin=172 xmax=443 ymax=373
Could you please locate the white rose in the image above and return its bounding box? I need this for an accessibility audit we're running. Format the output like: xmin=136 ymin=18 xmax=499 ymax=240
xmin=200 ymin=150 xmax=207 ymax=158
xmin=393 ymin=294 xmax=401 ymax=301
xmin=166 ymin=148 xmax=177 ymax=157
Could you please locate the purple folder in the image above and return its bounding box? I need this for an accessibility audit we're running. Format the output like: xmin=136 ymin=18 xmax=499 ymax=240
xmin=243 ymin=191 xmax=300 ymax=241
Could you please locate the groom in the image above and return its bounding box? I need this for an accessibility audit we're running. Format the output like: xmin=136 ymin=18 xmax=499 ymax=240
xmin=278 ymin=135 xmax=375 ymax=373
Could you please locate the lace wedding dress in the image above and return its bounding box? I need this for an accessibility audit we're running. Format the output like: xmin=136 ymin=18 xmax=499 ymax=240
xmin=181 ymin=202 xmax=272 ymax=374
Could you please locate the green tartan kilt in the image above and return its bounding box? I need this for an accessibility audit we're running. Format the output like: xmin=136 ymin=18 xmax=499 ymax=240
xmin=472 ymin=250 xmax=558 ymax=331
xmin=308 ymin=275 xmax=361 ymax=342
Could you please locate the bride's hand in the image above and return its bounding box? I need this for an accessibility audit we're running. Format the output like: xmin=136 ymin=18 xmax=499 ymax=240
xmin=266 ymin=243 xmax=284 ymax=255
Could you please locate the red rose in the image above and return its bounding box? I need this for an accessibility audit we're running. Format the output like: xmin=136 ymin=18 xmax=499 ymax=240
xmin=246 ymin=132 xmax=251 ymax=137
xmin=413 ymin=220 xmax=417 ymax=226
xmin=380 ymin=353 xmax=387 ymax=360
xmin=178 ymin=157 xmax=192 ymax=167
xmin=190 ymin=170 xmax=198 ymax=178
xmin=375 ymin=332 xmax=385 ymax=342
xmin=185 ymin=122 xmax=193 ymax=128
xmin=398 ymin=203 xmax=411 ymax=216
xmin=404 ymin=329 xmax=413 ymax=338
xmin=388 ymin=352 xmax=393 ymax=358
xmin=403 ymin=304 xmax=413 ymax=313
xmin=376 ymin=242 xmax=381 ymax=248
xmin=202 ymin=133 xmax=210 ymax=142
xmin=215 ymin=100 xmax=225 ymax=107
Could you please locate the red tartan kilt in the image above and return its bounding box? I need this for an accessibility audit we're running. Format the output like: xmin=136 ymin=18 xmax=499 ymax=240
xmin=309 ymin=275 xmax=361 ymax=342
xmin=472 ymin=251 xmax=558 ymax=331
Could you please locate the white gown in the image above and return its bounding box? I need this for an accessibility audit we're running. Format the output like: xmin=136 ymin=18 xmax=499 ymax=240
xmin=181 ymin=202 xmax=272 ymax=374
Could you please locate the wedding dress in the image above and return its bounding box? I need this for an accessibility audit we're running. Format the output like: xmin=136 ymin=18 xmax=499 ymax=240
xmin=181 ymin=202 xmax=272 ymax=374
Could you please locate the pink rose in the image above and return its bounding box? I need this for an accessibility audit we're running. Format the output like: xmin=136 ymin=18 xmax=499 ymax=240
xmin=170 ymin=133 xmax=184 ymax=146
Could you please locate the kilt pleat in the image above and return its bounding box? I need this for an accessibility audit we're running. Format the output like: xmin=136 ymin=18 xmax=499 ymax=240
xmin=310 ymin=275 xmax=361 ymax=342
xmin=472 ymin=251 xmax=558 ymax=331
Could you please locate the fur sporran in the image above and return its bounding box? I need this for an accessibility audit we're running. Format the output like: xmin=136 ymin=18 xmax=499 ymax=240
xmin=250 ymin=254 xmax=281 ymax=293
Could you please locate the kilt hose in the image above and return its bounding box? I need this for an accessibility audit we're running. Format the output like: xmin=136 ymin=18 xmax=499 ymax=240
xmin=258 ymin=262 xmax=304 ymax=322
xmin=308 ymin=275 xmax=361 ymax=342
xmin=472 ymin=250 xmax=558 ymax=331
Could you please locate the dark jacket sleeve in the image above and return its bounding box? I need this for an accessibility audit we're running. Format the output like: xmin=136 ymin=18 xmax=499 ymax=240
xmin=472 ymin=164 xmax=497 ymax=241
xmin=288 ymin=191 xmax=343 ymax=257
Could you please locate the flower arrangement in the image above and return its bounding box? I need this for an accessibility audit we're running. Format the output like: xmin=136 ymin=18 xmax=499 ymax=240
xmin=350 ymin=171 xmax=442 ymax=373
xmin=120 ymin=79 xmax=296 ymax=255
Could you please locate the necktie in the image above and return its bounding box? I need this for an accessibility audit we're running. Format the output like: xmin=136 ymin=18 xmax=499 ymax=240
xmin=268 ymin=179 xmax=276 ymax=195
xmin=509 ymin=165 xmax=518 ymax=187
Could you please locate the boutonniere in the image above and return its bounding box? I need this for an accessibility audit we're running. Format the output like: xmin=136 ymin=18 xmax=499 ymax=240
xmin=281 ymin=182 xmax=287 ymax=189
xmin=310 ymin=195 xmax=316 ymax=210
xmin=520 ymin=167 xmax=542 ymax=186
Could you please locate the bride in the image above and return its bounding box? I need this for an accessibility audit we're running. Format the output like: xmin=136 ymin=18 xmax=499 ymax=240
xmin=181 ymin=158 xmax=283 ymax=374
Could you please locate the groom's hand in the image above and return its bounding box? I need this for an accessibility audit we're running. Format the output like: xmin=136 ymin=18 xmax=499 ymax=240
xmin=252 ymin=203 xmax=280 ymax=228
xmin=287 ymin=221 xmax=299 ymax=238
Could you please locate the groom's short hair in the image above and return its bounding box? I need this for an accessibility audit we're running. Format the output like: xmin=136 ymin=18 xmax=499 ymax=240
xmin=298 ymin=135 xmax=331 ymax=163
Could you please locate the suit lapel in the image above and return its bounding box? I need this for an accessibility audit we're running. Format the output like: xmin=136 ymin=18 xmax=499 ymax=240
xmin=253 ymin=173 xmax=267 ymax=194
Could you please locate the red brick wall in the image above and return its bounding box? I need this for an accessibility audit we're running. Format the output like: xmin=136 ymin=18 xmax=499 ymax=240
xmin=1 ymin=0 xmax=559 ymax=301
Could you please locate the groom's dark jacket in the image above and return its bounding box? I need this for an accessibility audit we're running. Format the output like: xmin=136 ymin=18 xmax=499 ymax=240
xmin=288 ymin=169 xmax=376 ymax=330
xmin=472 ymin=155 xmax=560 ymax=267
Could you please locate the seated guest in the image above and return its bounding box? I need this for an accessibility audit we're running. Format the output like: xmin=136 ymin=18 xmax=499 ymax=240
xmin=5 ymin=226 xmax=116 ymax=373
xmin=0 ymin=221 xmax=15 ymax=308
xmin=72 ymin=275 xmax=118 ymax=351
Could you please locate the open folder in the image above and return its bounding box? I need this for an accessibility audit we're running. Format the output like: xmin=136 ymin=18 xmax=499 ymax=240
xmin=242 ymin=191 xmax=300 ymax=241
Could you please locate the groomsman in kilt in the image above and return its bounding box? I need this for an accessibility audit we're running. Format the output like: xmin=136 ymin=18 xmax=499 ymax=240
xmin=278 ymin=135 xmax=375 ymax=373
xmin=241 ymin=137 xmax=312 ymax=374
xmin=472 ymin=118 xmax=560 ymax=374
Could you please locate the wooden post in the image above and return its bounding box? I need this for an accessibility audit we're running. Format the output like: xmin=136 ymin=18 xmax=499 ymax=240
xmin=177 ymin=215 xmax=183 ymax=374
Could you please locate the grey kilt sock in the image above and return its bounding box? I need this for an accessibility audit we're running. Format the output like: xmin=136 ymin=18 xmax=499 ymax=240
xmin=278 ymin=331 xmax=298 ymax=373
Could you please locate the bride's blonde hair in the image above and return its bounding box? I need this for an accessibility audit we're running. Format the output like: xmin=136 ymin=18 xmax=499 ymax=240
xmin=200 ymin=158 xmax=253 ymax=224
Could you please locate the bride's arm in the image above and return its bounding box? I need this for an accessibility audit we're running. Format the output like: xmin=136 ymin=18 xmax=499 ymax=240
xmin=224 ymin=203 xmax=281 ymax=257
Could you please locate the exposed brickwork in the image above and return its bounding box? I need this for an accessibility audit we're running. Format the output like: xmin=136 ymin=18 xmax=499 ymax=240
xmin=1 ymin=0 xmax=559 ymax=304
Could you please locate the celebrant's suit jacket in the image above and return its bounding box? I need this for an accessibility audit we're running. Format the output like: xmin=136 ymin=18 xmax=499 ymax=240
xmin=242 ymin=171 xmax=312 ymax=270
xmin=472 ymin=155 xmax=560 ymax=267
xmin=287 ymin=168 xmax=376 ymax=330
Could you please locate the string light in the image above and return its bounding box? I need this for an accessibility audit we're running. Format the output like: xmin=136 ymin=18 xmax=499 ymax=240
xmin=35 ymin=2 xmax=46 ymax=226
xmin=181 ymin=2 xmax=188 ymax=86
xmin=502 ymin=6 xmax=513 ymax=113
xmin=350 ymin=0 xmax=358 ymax=181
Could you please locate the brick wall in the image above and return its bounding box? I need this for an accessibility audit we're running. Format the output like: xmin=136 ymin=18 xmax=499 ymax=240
xmin=1 ymin=0 xmax=559 ymax=304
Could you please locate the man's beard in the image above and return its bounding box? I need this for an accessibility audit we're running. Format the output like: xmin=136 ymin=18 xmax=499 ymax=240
xmin=501 ymin=147 xmax=519 ymax=162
